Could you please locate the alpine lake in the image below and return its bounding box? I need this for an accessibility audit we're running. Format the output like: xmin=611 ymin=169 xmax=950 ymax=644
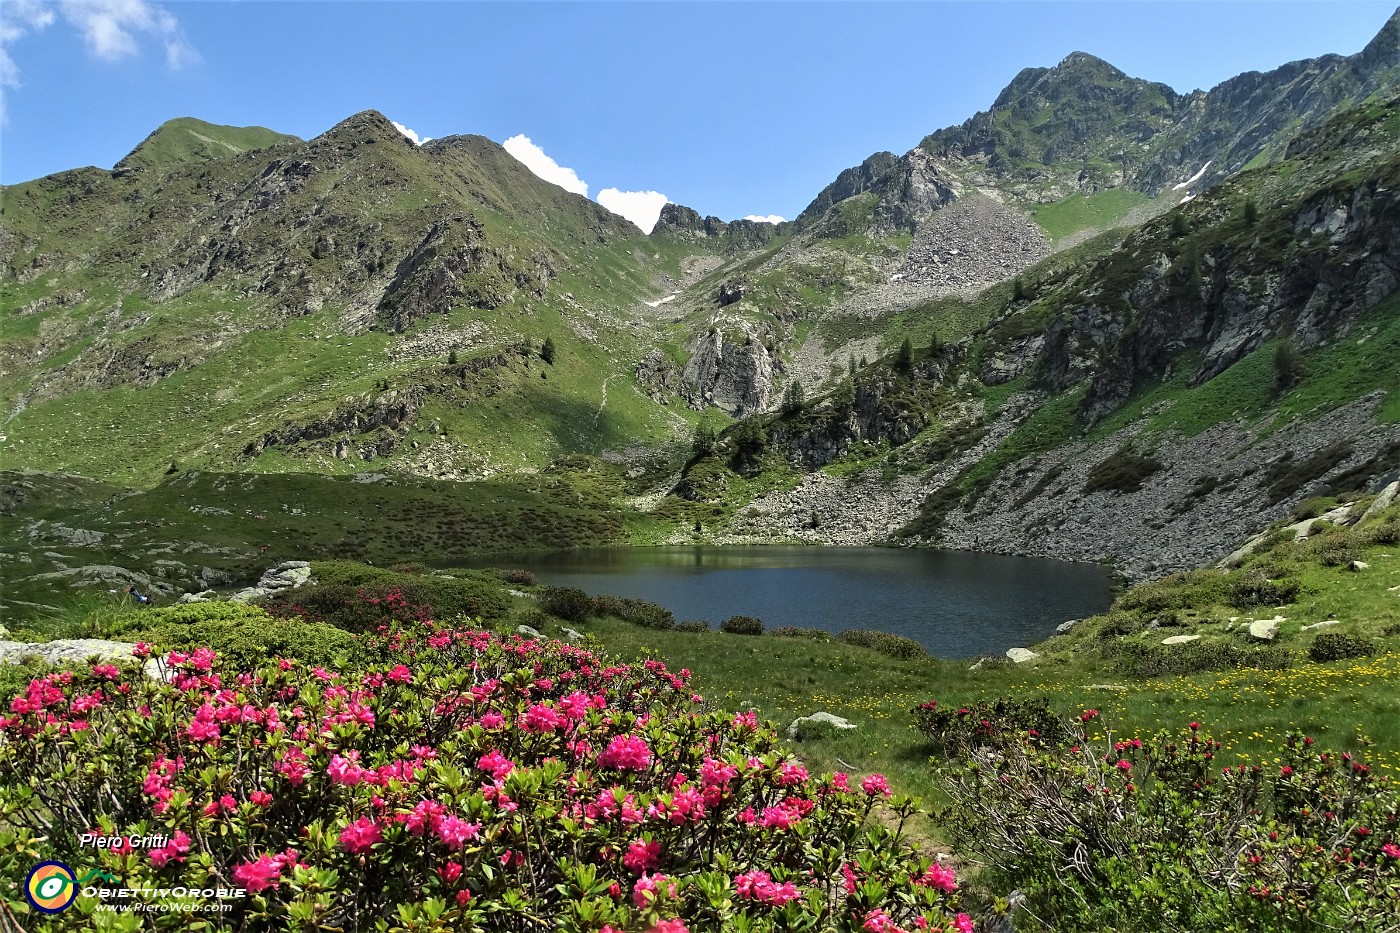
xmin=463 ymin=546 xmax=1116 ymax=659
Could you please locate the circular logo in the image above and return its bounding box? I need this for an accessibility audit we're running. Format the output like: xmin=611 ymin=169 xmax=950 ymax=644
xmin=25 ymin=861 xmax=78 ymax=914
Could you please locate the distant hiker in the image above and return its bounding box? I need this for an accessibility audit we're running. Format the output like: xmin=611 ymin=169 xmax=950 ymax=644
xmin=128 ymin=585 xmax=151 ymax=604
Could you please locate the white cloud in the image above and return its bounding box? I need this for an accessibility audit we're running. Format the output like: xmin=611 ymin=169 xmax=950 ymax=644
xmin=597 ymin=188 xmax=669 ymax=233
xmin=58 ymin=0 xmax=196 ymax=67
xmin=502 ymin=134 xmax=589 ymax=196
xmin=0 ymin=0 xmax=56 ymax=117
xmin=391 ymin=120 xmax=431 ymax=146
xmin=743 ymin=214 xmax=785 ymax=224
xmin=1 ymin=0 xmax=195 ymax=119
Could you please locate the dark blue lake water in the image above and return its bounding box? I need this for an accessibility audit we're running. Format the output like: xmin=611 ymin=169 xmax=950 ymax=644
xmin=468 ymin=546 xmax=1114 ymax=659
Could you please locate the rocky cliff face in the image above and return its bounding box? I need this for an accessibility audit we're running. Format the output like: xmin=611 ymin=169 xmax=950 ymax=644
xmin=679 ymin=329 xmax=775 ymax=416
xmin=652 ymin=204 xmax=782 ymax=252
xmin=786 ymin=10 xmax=1400 ymax=239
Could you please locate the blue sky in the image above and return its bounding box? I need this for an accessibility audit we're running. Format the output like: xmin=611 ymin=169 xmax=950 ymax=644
xmin=2 ymin=1 xmax=1396 ymax=230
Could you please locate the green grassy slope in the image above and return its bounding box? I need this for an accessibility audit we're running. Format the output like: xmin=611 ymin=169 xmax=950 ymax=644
xmin=113 ymin=117 xmax=301 ymax=173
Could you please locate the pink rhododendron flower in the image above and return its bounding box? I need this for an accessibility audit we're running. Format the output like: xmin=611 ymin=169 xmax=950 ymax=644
xmin=339 ymin=816 xmax=383 ymax=854
xmin=862 ymin=908 xmax=901 ymax=932
xmin=148 ymin=831 xmax=191 ymax=868
xmin=623 ymin=838 xmax=661 ymax=874
xmin=435 ymin=814 xmax=482 ymax=850
xmin=861 ymin=773 xmax=891 ymax=797
xmin=328 ymin=753 xmax=365 ymax=786
xmin=249 ymin=790 xmax=273 ymax=807
xmin=649 ymin=921 xmax=688 ymax=933
xmin=954 ymin=913 xmax=974 ymax=933
xmin=233 ymin=855 xmax=286 ymax=892
xmin=598 ymin=735 xmax=653 ymax=771
xmin=735 ymin=869 xmax=800 ymax=905
xmin=916 ymin=861 xmax=957 ymax=892
xmin=632 ymin=872 xmax=675 ymax=908
xmin=1383 ymin=843 xmax=1400 ymax=858
xmin=477 ymin=749 xmax=515 ymax=780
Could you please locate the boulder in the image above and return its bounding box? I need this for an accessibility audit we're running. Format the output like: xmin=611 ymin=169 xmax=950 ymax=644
xmin=1161 ymin=634 xmax=1202 ymax=645
xmin=0 ymin=639 xmax=142 ymax=666
xmin=0 ymin=639 xmax=168 ymax=680
xmin=1349 ymin=560 xmax=1371 ymax=572
xmin=717 ymin=282 xmax=744 ymax=306
xmin=516 ymin=625 xmax=543 ymax=639
xmin=785 ymin=711 xmax=858 ymax=740
xmin=1361 ymin=480 xmax=1399 ymax=522
xmin=1055 ymin=619 xmax=1080 ymax=634
xmin=1005 ymin=647 xmax=1038 ymax=663
xmin=230 ymin=561 xmax=316 ymax=603
xmin=178 ymin=590 xmax=216 ymax=603
xmin=1248 ymin=616 xmax=1285 ymax=641
xmin=1300 ymin=619 xmax=1341 ymax=632
xmin=561 ymin=627 xmax=584 ymax=642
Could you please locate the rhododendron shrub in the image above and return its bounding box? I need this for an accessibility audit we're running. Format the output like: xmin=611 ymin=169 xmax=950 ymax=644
xmin=924 ymin=700 xmax=1400 ymax=932
xmin=0 ymin=624 xmax=964 ymax=932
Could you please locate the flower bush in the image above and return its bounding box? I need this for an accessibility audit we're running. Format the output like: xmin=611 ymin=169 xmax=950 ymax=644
xmin=0 ymin=621 xmax=966 ymax=932
xmin=922 ymin=699 xmax=1400 ymax=932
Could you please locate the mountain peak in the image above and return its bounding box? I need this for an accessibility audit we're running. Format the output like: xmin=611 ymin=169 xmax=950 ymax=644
xmin=114 ymin=117 xmax=298 ymax=174
xmin=311 ymin=110 xmax=416 ymax=151
xmin=1359 ymin=6 xmax=1400 ymax=68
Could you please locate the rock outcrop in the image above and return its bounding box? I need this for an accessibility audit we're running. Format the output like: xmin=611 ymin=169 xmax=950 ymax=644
xmin=229 ymin=560 xmax=314 ymax=602
xmin=679 ymin=330 xmax=775 ymax=416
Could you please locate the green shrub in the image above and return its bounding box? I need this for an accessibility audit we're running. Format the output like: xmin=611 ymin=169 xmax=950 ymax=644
xmin=1224 ymin=570 xmax=1300 ymax=608
xmin=1083 ymin=445 xmax=1163 ymax=494
xmin=675 ymin=620 xmax=710 ymax=634
xmin=1117 ymin=570 xmax=1223 ymax=614
xmin=1365 ymin=517 xmax=1400 ymax=546
xmin=1308 ymin=632 xmax=1377 ymax=663
xmin=772 ymin=626 xmax=834 ymax=642
xmin=490 ymin=567 xmax=538 ymax=587
xmin=539 ymin=586 xmax=595 ymax=622
xmin=128 ymin=610 xmax=357 ymax=669
xmin=1094 ymin=612 xmax=1147 ymax=639
xmin=107 ymin=601 xmax=274 ymax=633
xmin=1305 ymin=533 xmax=1359 ymax=568
xmin=269 ymin=577 xmax=511 ymax=634
xmin=1291 ymin=497 xmax=1333 ymax=520
xmin=913 ymin=696 xmax=1073 ymax=759
xmin=935 ymin=718 xmax=1400 ymax=932
xmin=720 ymin=615 xmax=765 ymax=636
xmin=1262 ymin=442 xmax=1353 ymax=504
xmin=1110 ymin=640 xmax=1293 ymax=678
xmin=590 ymin=594 xmax=676 ymax=631
xmin=511 ymin=608 xmax=555 ymax=634
xmin=837 ymin=629 xmax=929 ymax=660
